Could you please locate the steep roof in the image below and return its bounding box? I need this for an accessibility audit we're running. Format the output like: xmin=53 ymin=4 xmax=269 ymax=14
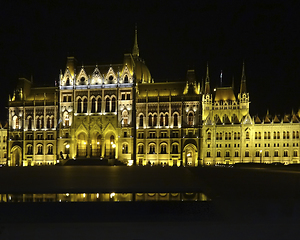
xmin=214 ymin=87 xmax=236 ymax=101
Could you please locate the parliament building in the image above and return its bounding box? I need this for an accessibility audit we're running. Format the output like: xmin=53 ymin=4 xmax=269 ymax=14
xmin=7 ymin=30 xmax=300 ymax=167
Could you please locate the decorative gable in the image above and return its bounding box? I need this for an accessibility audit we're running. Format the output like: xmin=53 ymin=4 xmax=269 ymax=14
xmin=105 ymin=67 xmax=117 ymax=84
xmin=61 ymin=68 xmax=74 ymax=86
xmin=91 ymin=66 xmax=102 ymax=85
xmin=76 ymin=67 xmax=89 ymax=85
xmin=121 ymin=66 xmax=133 ymax=84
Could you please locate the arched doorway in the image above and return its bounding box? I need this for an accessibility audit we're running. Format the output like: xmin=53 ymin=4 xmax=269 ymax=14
xmin=105 ymin=134 xmax=116 ymax=158
xmin=183 ymin=144 xmax=197 ymax=166
xmin=11 ymin=146 xmax=22 ymax=166
xmin=92 ymin=133 xmax=102 ymax=157
xmin=77 ymin=133 xmax=87 ymax=157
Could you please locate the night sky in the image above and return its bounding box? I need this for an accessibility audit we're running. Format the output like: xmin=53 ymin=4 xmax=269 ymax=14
xmin=0 ymin=0 xmax=299 ymax=123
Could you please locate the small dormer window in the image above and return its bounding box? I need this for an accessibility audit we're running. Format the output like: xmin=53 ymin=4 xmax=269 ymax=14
xmin=109 ymin=75 xmax=114 ymax=83
xmin=124 ymin=75 xmax=128 ymax=83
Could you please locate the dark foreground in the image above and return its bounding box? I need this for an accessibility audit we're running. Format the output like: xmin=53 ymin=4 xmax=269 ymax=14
xmin=1 ymin=165 xmax=300 ymax=239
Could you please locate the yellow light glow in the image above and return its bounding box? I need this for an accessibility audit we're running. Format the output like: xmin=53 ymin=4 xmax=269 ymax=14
xmin=127 ymin=160 xmax=133 ymax=166
xmin=84 ymin=142 xmax=86 ymax=145
xmin=66 ymin=144 xmax=70 ymax=149
xmin=97 ymin=142 xmax=100 ymax=145
xmin=110 ymin=192 xmax=115 ymax=198
xmin=112 ymin=144 xmax=116 ymax=148
xmin=83 ymin=193 xmax=86 ymax=198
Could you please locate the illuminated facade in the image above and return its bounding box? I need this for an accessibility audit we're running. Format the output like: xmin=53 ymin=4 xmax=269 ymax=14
xmin=6 ymin=30 xmax=300 ymax=166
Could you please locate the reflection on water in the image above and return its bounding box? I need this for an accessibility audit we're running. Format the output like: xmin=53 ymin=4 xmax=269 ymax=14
xmin=0 ymin=192 xmax=210 ymax=203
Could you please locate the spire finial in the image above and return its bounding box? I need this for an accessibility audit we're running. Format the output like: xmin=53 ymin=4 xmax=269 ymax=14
xmin=205 ymin=62 xmax=210 ymax=83
xmin=241 ymin=60 xmax=246 ymax=82
xmin=132 ymin=24 xmax=139 ymax=57
xmin=204 ymin=62 xmax=211 ymax=95
xmin=240 ymin=61 xmax=247 ymax=94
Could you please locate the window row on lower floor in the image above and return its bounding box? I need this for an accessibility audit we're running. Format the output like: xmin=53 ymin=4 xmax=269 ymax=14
xmin=206 ymin=150 xmax=298 ymax=158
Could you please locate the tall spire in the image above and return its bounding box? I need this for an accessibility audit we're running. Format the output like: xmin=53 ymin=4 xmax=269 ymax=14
xmin=240 ymin=61 xmax=247 ymax=94
xmin=132 ymin=25 xmax=139 ymax=57
xmin=204 ymin=62 xmax=210 ymax=95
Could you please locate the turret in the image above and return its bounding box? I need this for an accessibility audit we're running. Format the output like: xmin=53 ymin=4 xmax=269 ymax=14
xmin=202 ymin=63 xmax=212 ymax=120
xmin=238 ymin=62 xmax=250 ymax=116
xmin=204 ymin=63 xmax=211 ymax=95
xmin=239 ymin=61 xmax=247 ymax=94
xmin=132 ymin=26 xmax=139 ymax=57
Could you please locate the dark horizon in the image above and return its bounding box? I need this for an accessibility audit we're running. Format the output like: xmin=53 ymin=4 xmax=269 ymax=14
xmin=1 ymin=1 xmax=299 ymax=123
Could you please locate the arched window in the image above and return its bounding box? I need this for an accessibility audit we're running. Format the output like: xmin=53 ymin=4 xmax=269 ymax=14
xmin=283 ymin=131 xmax=286 ymax=139
xmin=229 ymin=132 xmax=231 ymax=140
xmin=40 ymin=117 xmax=44 ymax=129
xmin=47 ymin=145 xmax=53 ymax=154
xmin=174 ymin=113 xmax=178 ymax=127
xmin=284 ymin=150 xmax=289 ymax=157
xmin=172 ymin=144 xmax=178 ymax=154
xmin=216 ymin=132 xmax=219 ymax=140
xmin=91 ymin=98 xmax=96 ymax=113
xmin=274 ymin=150 xmax=279 ymax=157
xmin=122 ymin=110 xmax=128 ymax=125
xmin=139 ymin=115 xmax=144 ymax=127
xmin=28 ymin=117 xmax=32 ymax=130
xmin=160 ymin=114 xmax=164 ymax=126
xmin=27 ymin=145 xmax=33 ymax=155
xmin=105 ymin=98 xmax=110 ymax=112
xmin=124 ymin=75 xmax=128 ymax=83
xmin=265 ymin=151 xmax=269 ymax=157
xmin=138 ymin=144 xmax=144 ymax=154
xmin=122 ymin=143 xmax=128 ymax=154
xmin=235 ymin=151 xmax=239 ymax=157
xmin=47 ymin=116 xmax=50 ymax=129
xmin=217 ymin=151 xmax=221 ymax=157
xmin=234 ymin=132 xmax=237 ymax=140
xmin=36 ymin=117 xmax=40 ymax=129
xmin=294 ymin=151 xmax=298 ymax=157
xmin=273 ymin=131 xmax=276 ymax=139
xmin=165 ymin=114 xmax=169 ymax=126
xmin=77 ymin=98 xmax=82 ymax=113
xmin=83 ymin=98 xmax=88 ymax=113
xmin=225 ymin=151 xmax=230 ymax=157
xmin=148 ymin=115 xmax=152 ymax=127
xmin=149 ymin=144 xmax=155 ymax=154
xmin=188 ymin=112 xmax=193 ymax=126
xmin=111 ymin=97 xmax=116 ymax=112
xmin=51 ymin=116 xmax=54 ymax=128
xmin=153 ymin=114 xmax=157 ymax=126
xmin=297 ymin=131 xmax=299 ymax=139
xmin=160 ymin=144 xmax=167 ymax=154
xmin=37 ymin=145 xmax=43 ymax=155
xmin=97 ymin=97 xmax=101 ymax=112
xmin=287 ymin=131 xmax=290 ymax=139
